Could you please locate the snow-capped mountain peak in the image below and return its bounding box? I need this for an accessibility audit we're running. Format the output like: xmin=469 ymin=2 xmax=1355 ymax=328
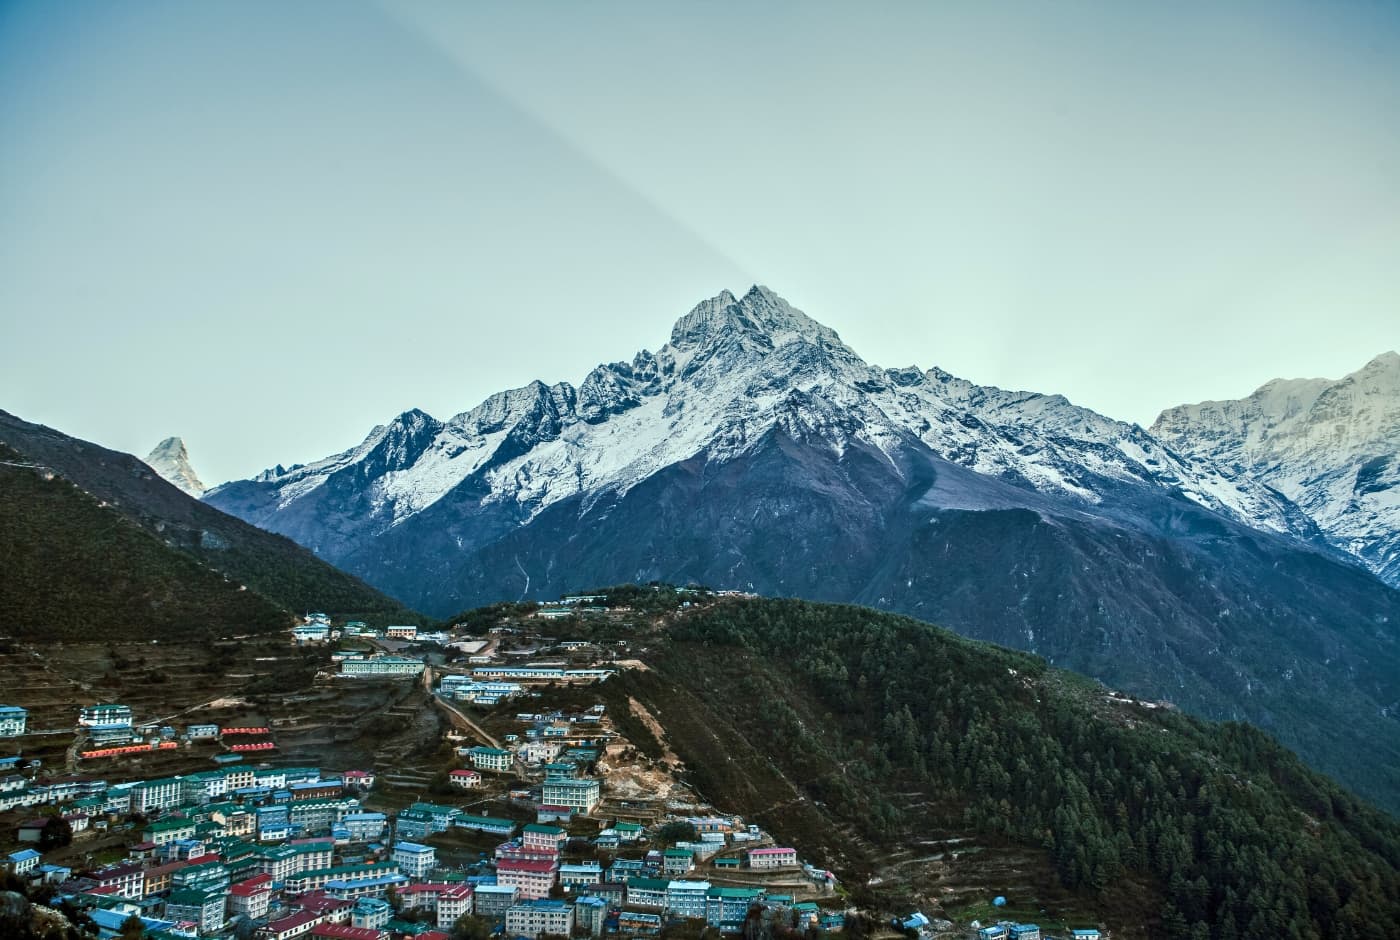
xmin=1152 ymin=352 xmax=1400 ymax=586
xmin=207 ymin=286 xmax=1330 ymax=571
xmin=145 ymin=436 xmax=206 ymax=497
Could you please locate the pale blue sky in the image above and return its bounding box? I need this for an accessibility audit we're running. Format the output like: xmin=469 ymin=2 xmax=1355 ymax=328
xmin=2 ymin=0 xmax=1396 ymax=484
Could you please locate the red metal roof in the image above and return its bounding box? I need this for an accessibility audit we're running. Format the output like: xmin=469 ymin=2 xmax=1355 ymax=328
xmin=230 ymin=873 xmax=273 ymax=895
xmin=498 ymin=858 xmax=557 ymax=874
xmin=311 ymin=926 xmax=384 ymax=940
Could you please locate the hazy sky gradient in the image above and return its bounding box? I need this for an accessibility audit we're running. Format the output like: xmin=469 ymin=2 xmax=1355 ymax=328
xmin=2 ymin=0 xmax=1396 ymax=484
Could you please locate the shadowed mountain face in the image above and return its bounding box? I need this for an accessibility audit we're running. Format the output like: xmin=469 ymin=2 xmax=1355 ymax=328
xmin=205 ymin=287 xmax=1400 ymax=811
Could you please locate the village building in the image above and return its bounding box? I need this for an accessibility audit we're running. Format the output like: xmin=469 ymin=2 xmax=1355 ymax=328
xmin=93 ymin=862 xmax=146 ymax=899
xmin=626 ymin=877 xmax=670 ymax=910
xmin=497 ymin=856 xmax=558 ymax=899
xmin=145 ymin=817 xmax=197 ymax=845
xmin=78 ymin=703 xmax=133 ymax=729
xmin=573 ymin=896 xmax=607 ymax=936
xmin=453 ymin=813 xmax=515 ymax=836
xmin=339 ymin=655 xmax=425 ymax=678
xmin=435 ymin=883 xmax=475 ymax=929
xmin=521 ymin=823 xmax=568 ymax=854
xmin=667 ymin=880 xmax=711 ymax=919
xmin=472 ymin=883 xmax=520 ymax=921
xmin=558 ymin=862 xmax=603 ymax=889
xmin=128 ymin=776 xmax=185 ymax=813
xmin=505 ymin=899 xmax=575 ymax=939
xmin=351 ymin=897 xmax=393 ymax=930
xmin=293 ymin=622 xmax=331 ymax=644
xmin=662 ymin=848 xmax=695 ymax=875
xmin=392 ymin=841 xmax=436 ymax=879
xmin=448 ymin=769 xmax=481 ymax=789
xmin=4 ymin=849 xmax=40 ymax=876
xmin=260 ymin=909 xmax=327 ymax=940
xmin=385 ymin=625 xmax=418 ymax=640
xmin=747 ymin=846 xmax=798 ymax=869
xmin=310 ymin=926 xmax=384 ymax=940
xmin=467 ymin=746 xmax=513 ymax=773
xmin=618 ymin=911 xmax=664 ymax=935
xmin=166 ymin=886 xmax=226 ymax=935
xmin=284 ymin=862 xmax=399 ymax=896
xmin=341 ymin=770 xmax=375 ymax=790
xmin=706 ymin=886 xmax=764 ymax=932
xmin=537 ymin=804 xmax=573 ymax=824
xmin=0 ymin=705 xmax=28 ymax=737
xmin=340 ymin=812 xmax=387 ymax=842
xmin=520 ymin=740 xmax=564 ymax=764
xmin=540 ymin=777 xmax=601 ymax=814
xmin=229 ymin=874 xmax=275 ymax=920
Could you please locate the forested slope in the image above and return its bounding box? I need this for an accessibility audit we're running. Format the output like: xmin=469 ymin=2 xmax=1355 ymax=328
xmin=602 ymin=598 xmax=1400 ymax=939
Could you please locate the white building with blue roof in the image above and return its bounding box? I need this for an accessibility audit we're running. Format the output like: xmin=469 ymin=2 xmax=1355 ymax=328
xmin=0 ymin=705 xmax=27 ymax=737
xmin=393 ymin=841 xmax=437 ymax=878
xmin=5 ymin=848 xmax=41 ymax=875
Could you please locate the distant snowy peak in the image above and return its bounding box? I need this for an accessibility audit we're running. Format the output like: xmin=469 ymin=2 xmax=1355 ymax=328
xmin=145 ymin=437 xmax=206 ymax=496
xmin=209 ymin=286 xmax=1320 ymax=549
xmin=1152 ymin=351 xmax=1400 ymax=586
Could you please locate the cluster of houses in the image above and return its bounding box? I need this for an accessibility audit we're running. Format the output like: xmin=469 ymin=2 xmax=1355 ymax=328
xmin=0 ymin=762 xmax=412 ymax=938
xmin=296 ymin=613 xmax=454 ymax=649
xmin=0 ymin=705 xmax=285 ymax=811
xmin=380 ymin=797 xmax=834 ymax=939
xmin=2 ymin=748 xmax=832 ymax=940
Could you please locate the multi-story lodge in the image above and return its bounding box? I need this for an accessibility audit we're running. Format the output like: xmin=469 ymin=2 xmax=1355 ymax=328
xmin=506 ymin=899 xmax=575 ymax=939
xmin=79 ymin=704 xmax=133 ymax=729
xmin=339 ymin=655 xmax=425 ymax=678
xmin=467 ymin=746 xmax=513 ymax=773
xmin=393 ymin=842 xmax=436 ymax=879
xmin=748 ymin=847 xmax=798 ymax=869
xmin=0 ymin=705 xmax=27 ymax=737
xmin=435 ymin=883 xmax=475 ymax=930
xmin=496 ymin=856 xmax=558 ymax=899
xmin=540 ymin=778 xmax=601 ymax=814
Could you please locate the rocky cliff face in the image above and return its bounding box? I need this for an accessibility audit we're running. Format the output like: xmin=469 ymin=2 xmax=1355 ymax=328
xmin=1153 ymin=351 xmax=1400 ymax=587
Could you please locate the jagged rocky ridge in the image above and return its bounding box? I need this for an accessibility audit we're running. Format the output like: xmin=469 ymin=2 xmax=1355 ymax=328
xmin=206 ymin=287 xmax=1400 ymax=811
xmin=208 ymin=286 xmax=1320 ymax=560
xmin=1153 ymin=351 xmax=1400 ymax=588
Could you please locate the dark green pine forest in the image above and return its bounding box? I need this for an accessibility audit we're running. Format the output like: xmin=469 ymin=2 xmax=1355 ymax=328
xmin=598 ymin=597 xmax=1400 ymax=940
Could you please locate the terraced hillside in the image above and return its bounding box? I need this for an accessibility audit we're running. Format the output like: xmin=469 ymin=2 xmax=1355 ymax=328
xmin=0 ymin=632 xmax=441 ymax=786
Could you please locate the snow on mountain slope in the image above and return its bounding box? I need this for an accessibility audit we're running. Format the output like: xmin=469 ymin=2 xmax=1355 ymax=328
xmin=208 ymin=286 xmax=1316 ymax=550
xmin=144 ymin=436 xmax=206 ymax=497
xmin=1153 ymin=352 xmax=1400 ymax=586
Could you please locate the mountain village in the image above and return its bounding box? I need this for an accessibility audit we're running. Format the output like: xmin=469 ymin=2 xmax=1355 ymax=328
xmin=0 ymin=594 xmax=1091 ymax=940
